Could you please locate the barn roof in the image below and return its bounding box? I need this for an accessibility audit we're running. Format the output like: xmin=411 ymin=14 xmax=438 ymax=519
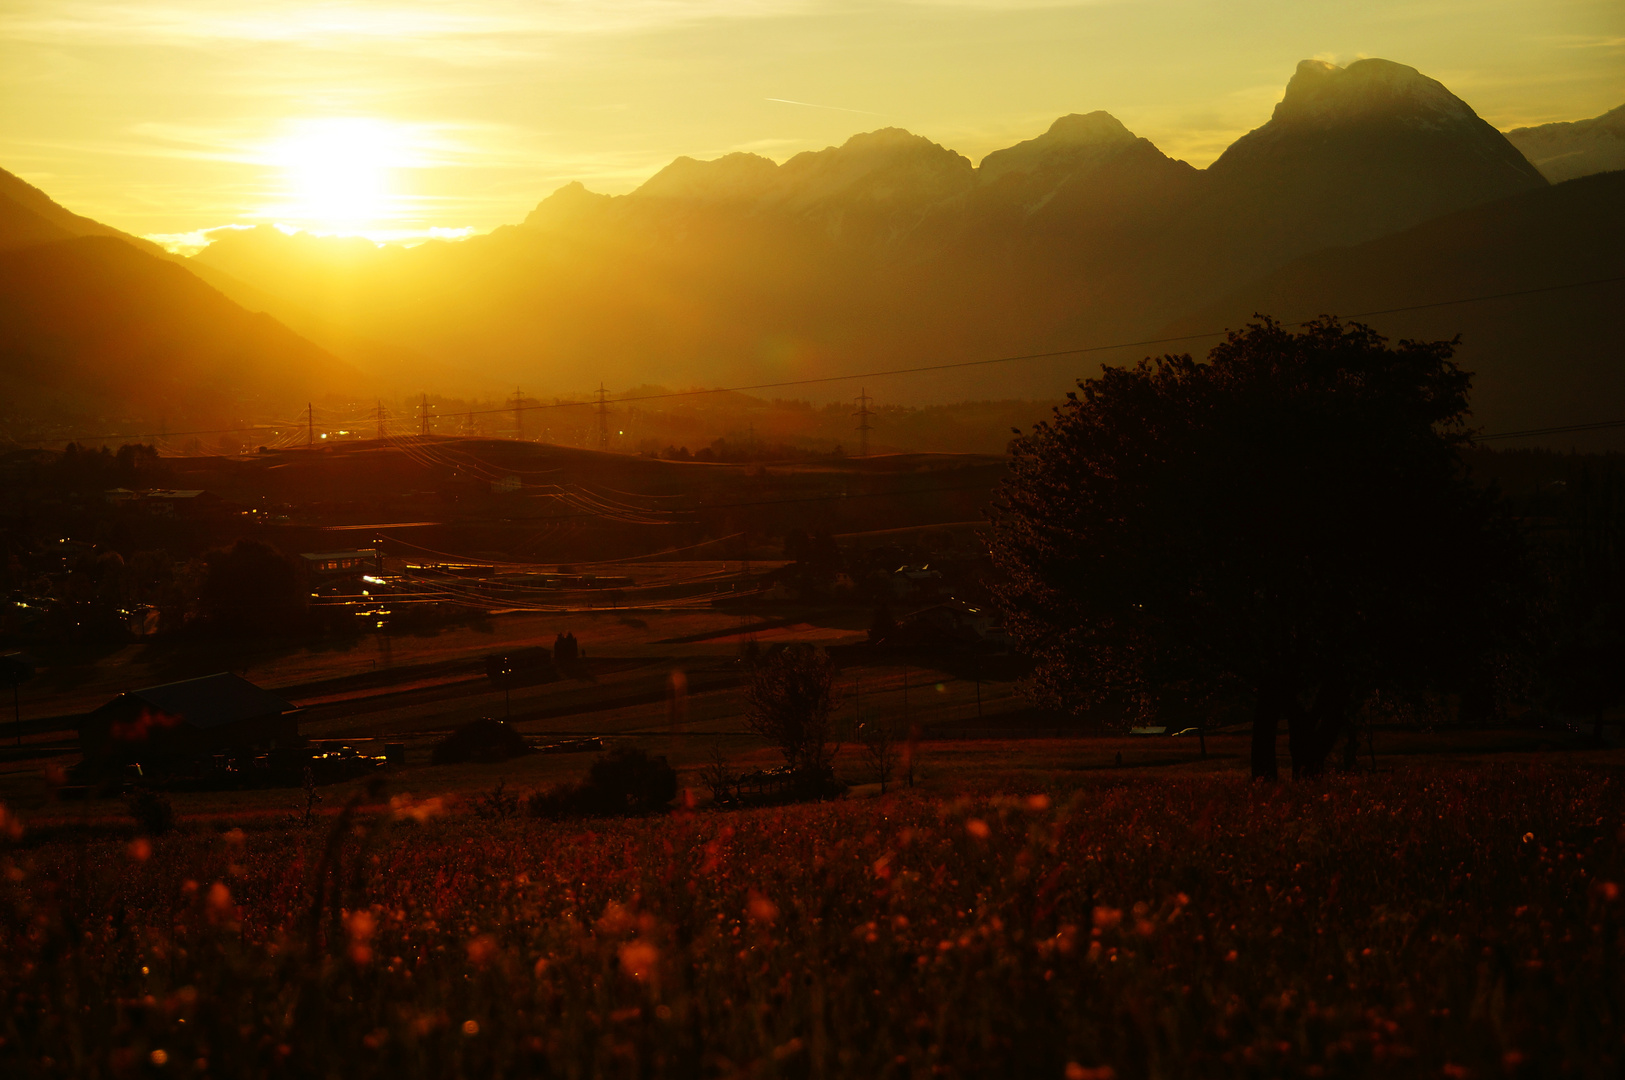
xmin=109 ymin=673 xmax=297 ymax=730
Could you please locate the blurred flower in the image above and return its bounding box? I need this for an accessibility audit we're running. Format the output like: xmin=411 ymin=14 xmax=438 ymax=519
xmin=1092 ymin=906 xmax=1122 ymax=931
xmin=619 ymin=940 xmax=658 ymax=980
xmin=1026 ymin=794 xmax=1052 ymax=811
xmin=597 ymin=900 xmax=636 ymax=936
xmin=1066 ymin=1063 xmax=1115 ymax=1079
xmin=150 ymin=1050 xmax=168 ymax=1065
xmin=462 ymin=1020 xmax=480 ymax=1036
xmin=966 ymin=818 xmax=990 ymax=840
xmin=0 ymin=804 xmax=23 ymax=841
xmin=1600 ymin=881 xmax=1620 ymax=902
xmin=747 ymin=890 xmax=779 ymax=925
xmin=129 ymin=838 xmax=152 ymax=861
xmin=466 ymin=935 xmax=497 ymax=966
xmin=390 ymin=795 xmax=445 ymax=823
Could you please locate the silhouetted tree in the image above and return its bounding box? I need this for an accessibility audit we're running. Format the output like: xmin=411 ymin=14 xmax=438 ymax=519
xmin=200 ymin=540 xmax=305 ymax=634
xmin=989 ymin=317 xmax=1534 ymax=779
xmin=743 ymin=643 xmax=840 ymax=784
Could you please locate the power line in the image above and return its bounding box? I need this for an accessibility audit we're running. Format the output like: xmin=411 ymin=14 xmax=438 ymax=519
xmin=1473 ymin=419 xmax=1625 ymax=443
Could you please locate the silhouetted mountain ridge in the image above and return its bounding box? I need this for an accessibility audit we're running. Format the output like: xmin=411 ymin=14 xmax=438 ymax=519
xmin=71 ymin=55 xmax=1600 ymax=445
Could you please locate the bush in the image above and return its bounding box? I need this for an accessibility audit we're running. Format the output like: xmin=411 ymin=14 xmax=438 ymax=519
xmin=124 ymin=788 xmax=173 ymax=835
xmin=431 ymin=718 xmax=531 ymax=765
xmin=526 ymin=747 xmax=677 ymax=818
xmin=473 ymin=780 xmax=521 ymax=820
xmin=584 ymin=748 xmax=678 ymax=814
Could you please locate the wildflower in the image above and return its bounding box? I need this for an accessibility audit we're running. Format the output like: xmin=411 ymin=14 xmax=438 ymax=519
xmin=1522 ymin=832 xmax=1534 ymax=844
xmin=619 ymin=940 xmax=658 ymax=980
xmin=1066 ymin=1064 xmax=1116 ymax=1079
xmin=966 ymin=818 xmax=991 ymax=840
xmin=597 ymin=900 xmax=636 ymax=935
xmin=128 ymin=838 xmax=151 ymax=861
xmin=0 ymin=803 xmax=23 ymax=840
xmin=150 ymin=1049 xmax=169 ymax=1066
xmin=462 ymin=1020 xmax=480 ymax=1036
xmin=390 ymin=795 xmax=445 ymax=823
xmin=1026 ymin=793 xmax=1052 ymax=811
xmin=466 ymin=935 xmax=497 ymax=966
xmin=746 ymin=890 xmax=779 ymax=925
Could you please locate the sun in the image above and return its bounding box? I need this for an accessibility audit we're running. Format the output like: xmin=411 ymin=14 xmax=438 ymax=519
xmin=267 ymin=118 xmax=410 ymax=232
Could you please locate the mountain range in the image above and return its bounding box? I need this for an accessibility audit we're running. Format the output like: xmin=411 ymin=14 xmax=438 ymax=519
xmin=2 ymin=57 xmax=1621 ymax=445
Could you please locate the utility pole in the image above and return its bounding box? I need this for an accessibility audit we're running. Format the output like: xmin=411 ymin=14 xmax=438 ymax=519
xmin=420 ymin=393 xmax=430 ymax=437
xmin=595 ymin=383 xmax=609 ymax=452
xmin=306 ymin=402 xmax=314 ymax=449
xmin=511 ymin=387 xmax=524 ymax=441
xmin=375 ymin=400 xmax=386 ymax=440
xmin=854 ymin=388 xmax=873 ymax=458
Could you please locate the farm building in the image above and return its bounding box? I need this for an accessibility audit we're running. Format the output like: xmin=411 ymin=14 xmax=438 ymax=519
xmin=79 ymin=673 xmax=300 ymax=770
xmin=297 ymin=548 xmax=381 ymax=585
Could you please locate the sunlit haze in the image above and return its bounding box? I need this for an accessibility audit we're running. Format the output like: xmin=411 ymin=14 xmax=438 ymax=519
xmin=1 ymin=0 xmax=1620 ymax=248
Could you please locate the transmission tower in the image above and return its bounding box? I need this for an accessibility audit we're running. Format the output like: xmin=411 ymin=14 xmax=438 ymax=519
xmin=595 ymin=383 xmax=610 ymax=452
xmin=375 ymin=400 xmax=387 ymax=440
xmin=420 ymin=392 xmax=430 ymax=437
xmin=854 ymin=388 xmax=873 ymax=458
xmin=306 ymin=402 xmax=314 ymax=448
xmin=510 ymin=387 xmax=524 ymax=441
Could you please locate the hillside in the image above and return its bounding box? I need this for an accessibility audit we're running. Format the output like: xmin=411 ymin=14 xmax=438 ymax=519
xmin=0 ymin=236 xmax=357 ymax=432
xmin=1164 ymin=171 xmax=1625 ymax=447
xmin=1506 ymin=103 xmax=1625 ymax=183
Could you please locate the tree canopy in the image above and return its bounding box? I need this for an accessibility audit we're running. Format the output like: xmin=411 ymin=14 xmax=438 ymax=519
xmin=988 ymin=317 xmax=1532 ymax=778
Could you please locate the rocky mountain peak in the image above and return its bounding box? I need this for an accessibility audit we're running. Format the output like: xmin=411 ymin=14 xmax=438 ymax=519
xmin=632 ymin=152 xmax=779 ymax=202
xmin=1272 ymin=58 xmax=1477 ymax=129
xmin=522 ymin=180 xmax=614 ymax=229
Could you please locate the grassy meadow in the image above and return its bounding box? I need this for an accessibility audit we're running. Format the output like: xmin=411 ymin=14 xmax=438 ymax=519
xmin=2 ymin=762 xmax=1622 ymax=1078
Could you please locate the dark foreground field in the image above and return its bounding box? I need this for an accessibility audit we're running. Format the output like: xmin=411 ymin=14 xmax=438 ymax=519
xmin=3 ymin=764 xmax=1623 ymax=1079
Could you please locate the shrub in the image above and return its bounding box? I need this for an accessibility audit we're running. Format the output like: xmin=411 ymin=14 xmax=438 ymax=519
xmin=124 ymin=788 xmax=173 ymax=835
xmin=473 ymin=780 xmax=520 ymax=821
xmin=526 ymin=748 xmax=677 ymax=818
xmin=431 ymin=717 xmax=530 ymax=765
xmin=583 ymin=747 xmax=677 ymax=814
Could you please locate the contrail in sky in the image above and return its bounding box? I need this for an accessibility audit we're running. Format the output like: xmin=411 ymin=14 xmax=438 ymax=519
xmin=765 ymin=97 xmax=884 ymax=116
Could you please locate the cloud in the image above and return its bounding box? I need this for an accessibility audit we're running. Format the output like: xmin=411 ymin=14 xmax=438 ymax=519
xmin=0 ymin=0 xmax=813 ymax=49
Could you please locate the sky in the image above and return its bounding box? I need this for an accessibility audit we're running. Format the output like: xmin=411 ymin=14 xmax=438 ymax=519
xmin=2 ymin=0 xmax=1621 ymax=249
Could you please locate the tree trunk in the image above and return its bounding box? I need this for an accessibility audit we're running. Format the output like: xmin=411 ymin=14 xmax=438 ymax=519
xmin=1289 ymin=677 xmax=1350 ymax=779
xmin=1251 ymin=683 xmax=1281 ymax=781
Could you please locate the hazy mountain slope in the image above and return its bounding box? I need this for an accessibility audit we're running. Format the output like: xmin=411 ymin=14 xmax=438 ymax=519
xmin=0 ymin=191 xmax=75 ymax=250
xmin=1165 ymin=172 xmax=1625 ymax=445
xmin=0 ymin=236 xmax=356 ymax=427
xmin=188 ymin=58 xmax=1574 ymax=411
xmin=1506 ymin=104 xmax=1625 ymax=183
xmin=0 ymin=168 xmax=171 ymax=257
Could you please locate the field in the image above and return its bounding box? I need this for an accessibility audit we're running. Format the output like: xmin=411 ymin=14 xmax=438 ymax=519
xmin=3 ymin=757 xmax=1622 ymax=1078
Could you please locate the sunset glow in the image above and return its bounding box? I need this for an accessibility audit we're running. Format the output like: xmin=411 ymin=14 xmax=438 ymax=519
xmin=263 ymin=118 xmax=413 ymax=232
